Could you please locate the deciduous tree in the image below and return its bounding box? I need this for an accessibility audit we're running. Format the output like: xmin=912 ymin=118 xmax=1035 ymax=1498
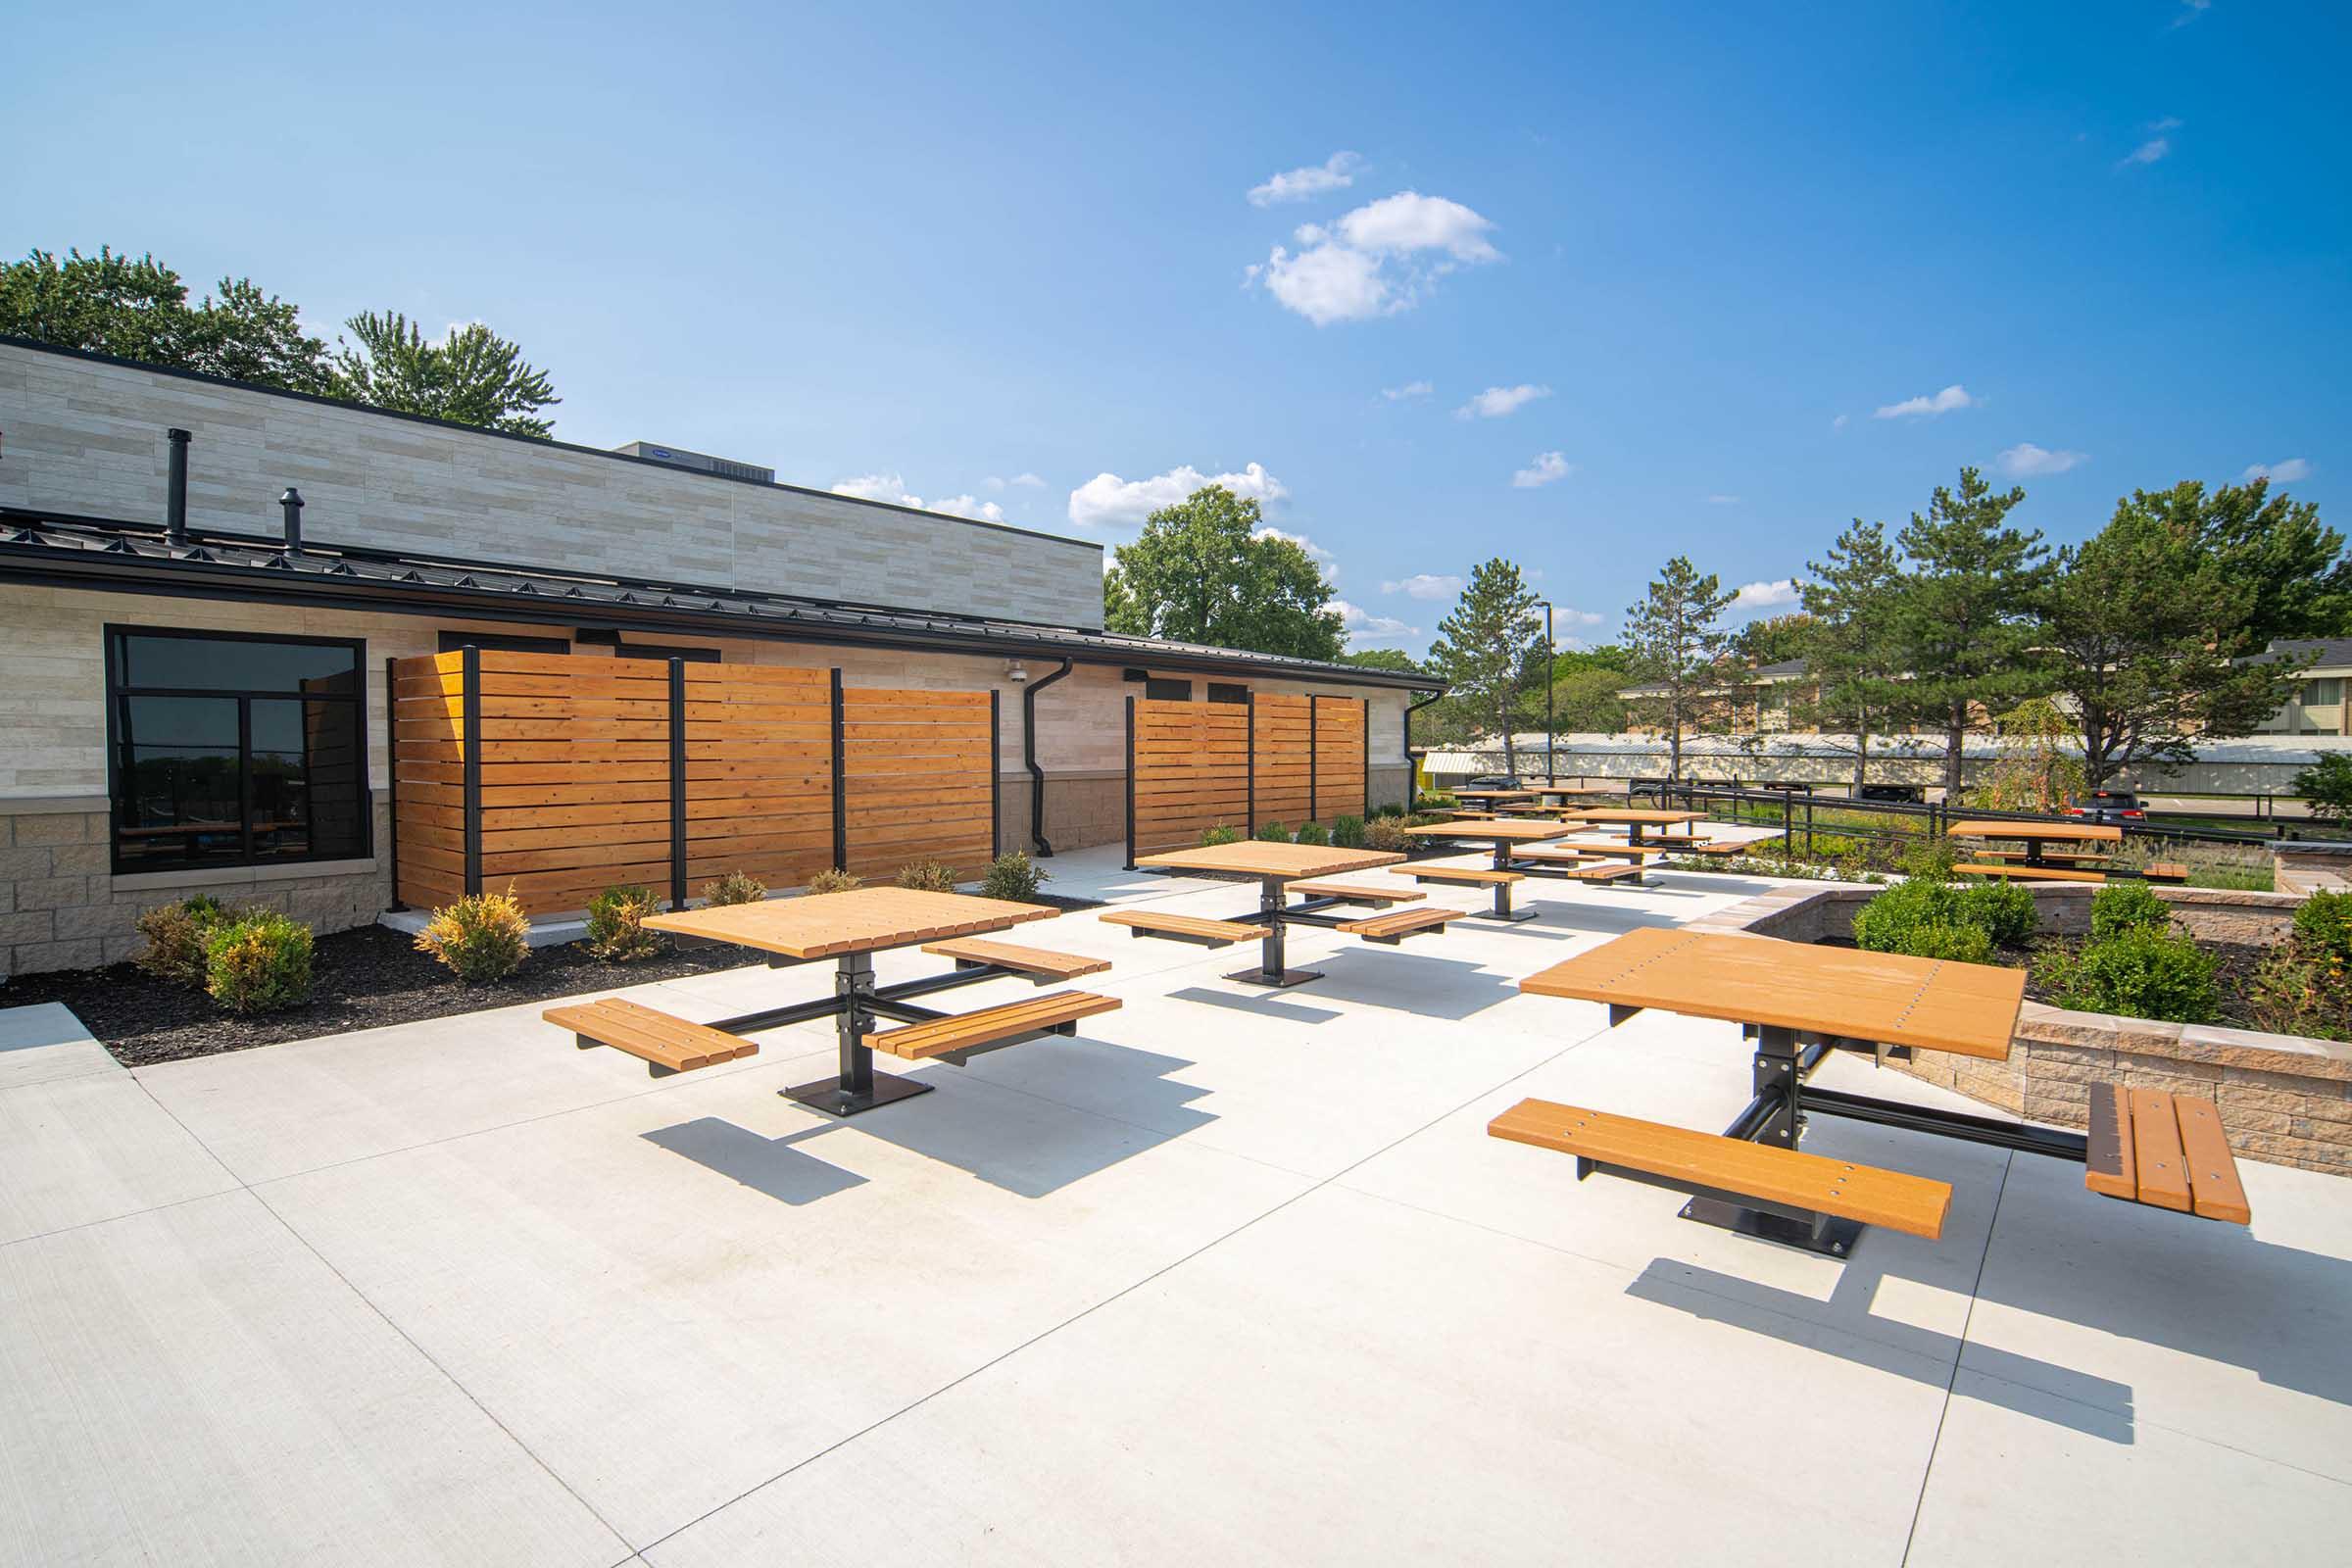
xmin=1105 ymin=485 xmax=1344 ymax=660
xmin=0 ymin=246 xmax=329 ymax=392
xmin=328 ymin=312 xmax=562 ymax=438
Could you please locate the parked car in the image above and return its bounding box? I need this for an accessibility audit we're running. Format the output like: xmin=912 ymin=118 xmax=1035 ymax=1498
xmin=2068 ymin=789 xmax=2147 ymax=822
xmin=1856 ymin=784 xmax=1925 ymax=804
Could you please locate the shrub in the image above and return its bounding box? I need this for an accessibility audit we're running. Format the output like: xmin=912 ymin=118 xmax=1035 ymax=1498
xmin=1330 ymin=814 xmax=1366 ymax=849
xmin=2089 ymin=882 xmax=2171 ymax=942
xmin=2292 ymin=889 xmax=2352 ymax=966
xmin=1364 ymin=816 xmax=1411 ymax=852
xmin=1295 ymin=820 xmax=1331 ymax=846
xmin=1851 ymin=877 xmax=1964 ymax=956
xmin=584 ymin=885 xmax=665 ymax=961
xmin=1416 ymin=789 xmax=1457 ymax=810
xmin=2291 ymin=752 xmax=2352 ymax=825
xmin=702 ymin=869 xmax=767 ymax=906
xmin=806 ymin=867 xmax=862 ymax=895
xmin=203 ymin=910 xmax=314 ymax=1013
xmin=1959 ymin=882 xmax=2038 ymax=947
xmin=979 ymin=850 xmax=1049 ymax=903
xmin=895 ymin=859 xmax=959 ymax=893
xmin=1368 ymin=802 xmax=1404 ymax=819
xmin=1902 ymin=920 xmax=1994 ymax=965
xmin=1254 ymin=821 xmax=1292 ymax=843
xmin=2249 ymin=943 xmax=2351 ymax=1042
xmin=1198 ymin=824 xmax=1243 ymax=848
xmin=413 ymin=886 xmax=531 ymax=983
xmin=2041 ymin=926 xmax=2219 ymax=1024
xmin=133 ymin=894 xmax=231 ymax=987
xmin=1898 ymin=836 xmax=1960 ymax=884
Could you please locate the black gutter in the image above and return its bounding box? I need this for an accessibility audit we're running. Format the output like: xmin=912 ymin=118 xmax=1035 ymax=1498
xmin=1023 ymin=658 xmax=1074 ymax=857
xmin=1402 ymin=689 xmax=1446 ymax=808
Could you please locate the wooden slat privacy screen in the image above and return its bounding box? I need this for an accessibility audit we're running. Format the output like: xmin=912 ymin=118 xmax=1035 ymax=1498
xmin=390 ymin=650 xmax=998 ymax=915
xmin=1124 ymin=691 xmax=1372 ymax=864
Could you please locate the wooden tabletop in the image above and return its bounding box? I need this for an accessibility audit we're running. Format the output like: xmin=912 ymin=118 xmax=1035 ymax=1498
xmin=1561 ymin=808 xmax=1709 ymax=825
xmin=1518 ymin=927 xmax=2025 ymax=1059
xmin=1452 ymin=787 xmax=1538 ymax=801
xmin=1945 ymin=819 xmax=2123 ymax=844
xmin=1134 ymin=840 xmax=1407 ymax=879
xmin=644 ymin=886 xmax=1056 ymax=960
xmin=1402 ymin=819 xmax=1574 ymax=844
xmin=1530 ymin=784 xmax=1625 ymax=797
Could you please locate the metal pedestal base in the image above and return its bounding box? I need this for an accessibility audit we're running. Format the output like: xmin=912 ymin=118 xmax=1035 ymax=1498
xmin=782 ymin=1072 xmax=935 ymax=1118
xmin=1680 ymin=1194 xmax=1862 ymax=1258
xmin=1225 ymin=966 xmax=1325 ymax=988
xmin=1470 ymin=907 xmax=1540 ymax=924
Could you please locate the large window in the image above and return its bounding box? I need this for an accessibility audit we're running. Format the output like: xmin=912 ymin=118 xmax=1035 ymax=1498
xmin=107 ymin=627 xmax=369 ymax=873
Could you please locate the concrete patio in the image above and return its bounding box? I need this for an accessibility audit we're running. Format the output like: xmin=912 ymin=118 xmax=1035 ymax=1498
xmin=3 ymin=845 xmax=2348 ymax=1566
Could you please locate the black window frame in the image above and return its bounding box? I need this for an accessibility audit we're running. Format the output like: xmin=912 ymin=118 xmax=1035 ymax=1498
xmin=438 ymin=630 xmax=570 ymax=656
xmin=613 ymin=642 xmax=721 ymax=663
xmin=1206 ymin=682 xmax=1250 ymax=706
xmin=1143 ymin=677 xmax=1192 ymax=702
xmin=104 ymin=623 xmax=373 ymax=876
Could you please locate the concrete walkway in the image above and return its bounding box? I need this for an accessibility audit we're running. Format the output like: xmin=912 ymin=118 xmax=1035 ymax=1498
xmin=2 ymin=846 xmax=2347 ymax=1565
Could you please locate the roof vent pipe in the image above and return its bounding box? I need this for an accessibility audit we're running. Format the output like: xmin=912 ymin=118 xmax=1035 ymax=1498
xmin=165 ymin=429 xmax=191 ymax=545
xmin=278 ymin=487 xmax=304 ymax=555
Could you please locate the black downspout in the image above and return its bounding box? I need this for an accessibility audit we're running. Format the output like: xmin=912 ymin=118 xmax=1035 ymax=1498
xmin=1023 ymin=657 xmax=1073 ymax=857
xmin=165 ymin=428 xmax=191 ymax=545
xmin=1402 ymin=689 xmax=1445 ymax=812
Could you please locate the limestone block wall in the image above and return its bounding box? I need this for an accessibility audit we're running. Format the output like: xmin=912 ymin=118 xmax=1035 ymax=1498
xmin=0 ymin=340 xmax=1104 ymax=627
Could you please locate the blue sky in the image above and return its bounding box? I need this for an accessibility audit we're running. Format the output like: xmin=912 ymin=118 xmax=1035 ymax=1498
xmin=6 ymin=0 xmax=2346 ymax=655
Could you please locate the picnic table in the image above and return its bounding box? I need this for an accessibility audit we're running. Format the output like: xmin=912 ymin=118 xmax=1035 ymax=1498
xmin=1123 ymin=839 xmax=1436 ymax=987
xmin=549 ymin=887 xmax=1125 ymax=1117
xmin=1400 ymin=818 xmax=1579 ymax=920
xmin=1945 ymin=818 xmax=2121 ymax=875
xmin=1492 ymin=928 xmax=2249 ymax=1256
xmin=1451 ymin=786 xmax=1539 ymax=808
xmin=1558 ymin=808 xmax=1711 ymax=847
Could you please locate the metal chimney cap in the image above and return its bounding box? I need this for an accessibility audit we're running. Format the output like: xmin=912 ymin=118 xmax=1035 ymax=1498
xmin=278 ymin=487 xmax=304 ymax=505
xmin=167 ymin=427 xmax=193 ymax=442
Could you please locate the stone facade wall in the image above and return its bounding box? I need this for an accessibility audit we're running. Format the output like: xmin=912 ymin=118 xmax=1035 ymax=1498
xmin=0 ymin=341 xmax=1104 ymax=627
xmin=1692 ymin=880 xmax=2351 ymax=1174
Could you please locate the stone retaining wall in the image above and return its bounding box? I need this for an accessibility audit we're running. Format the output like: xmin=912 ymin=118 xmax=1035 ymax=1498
xmin=1690 ymin=879 xmax=2352 ymax=1176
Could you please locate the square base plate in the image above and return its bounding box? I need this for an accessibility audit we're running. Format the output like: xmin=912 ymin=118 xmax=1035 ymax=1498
xmin=1471 ymin=907 xmax=1540 ymax=923
xmin=1223 ymin=966 xmax=1325 ymax=989
xmin=783 ymin=1071 xmax=935 ymax=1118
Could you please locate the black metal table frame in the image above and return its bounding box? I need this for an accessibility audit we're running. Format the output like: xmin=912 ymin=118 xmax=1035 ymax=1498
xmin=1160 ymin=876 xmax=1357 ymax=988
xmin=1575 ymin=1014 xmax=2093 ymax=1258
xmin=694 ymin=945 xmax=1066 ymax=1118
xmin=1970 ymin=832 xmax=2118 ymax=872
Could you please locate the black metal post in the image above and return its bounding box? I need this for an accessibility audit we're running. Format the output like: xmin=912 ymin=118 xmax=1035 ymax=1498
xmin=1246 ymin=689 xmax=1257 ymax=829
xmin=667 ymin=657 xmax=688 ymax=909
xmin=780 ymin=951 xmax=935 ymax=1118
xmin=1360 ymin=698 xmax=1370 ymax=819
xmin=383 ymin=656 xmax=405 ymax=910
xmin=1224 ymin=874 xmax=1321 ymax=988
xmin=1535 ymin=599 xmax=1556 ymax=784
xmin=829 ymin=667 xmax=847 ymax=872
xmin=989 ymin=688 xmax=1002 ymax=857
xmin=164 ymin=428 xmax=190 ymax=545
xmin=461 ymin=644 xmax=481 ymax=896
xmin=1308 ymin=694 xmax=1320 ymax=823
xmin=1123 ymin=695 xmax=1137 ymax=869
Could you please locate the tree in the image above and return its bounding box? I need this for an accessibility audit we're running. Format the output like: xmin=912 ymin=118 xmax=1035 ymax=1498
xmin=1799 ymin=518 xmax=1910 ymax=792
xmin=1339 ymin=648 xmax=1426 ymax=675
xmin=1731 ymin=612 xmax=1816 ymax=666
xmin=2292 ymin=754 xmax=2352 ymax=826
xmin=1622 ymin=556 xmax=1737 ymax=780
xmin=0 ymin=246 xmax=329 ymax=392
xmin=1887 ymin=468 xmax=2056 ymax=797
xmin=328 ymin=312 xmax=562 ymax=438
xmin=1102 ymin=564 xmax=1144 ymax=634
xmin=2182 ymin=478 xmax=2351 ymax=644
xmin=1973 ymin=698 xmax=2087 ymax=813
xmin=1105 ymin=485 xmax=1344 ymax=660
xmin=1427 ymin=559 xmax=1542 ymax=773
xmin=1521 ymin=667 xmax=1628 ymax=734
xmin=2041 ymin=494 xmax=2301 ymax=789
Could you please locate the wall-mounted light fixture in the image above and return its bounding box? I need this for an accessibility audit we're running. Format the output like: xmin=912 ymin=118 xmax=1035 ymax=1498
xmin=1004 ymin=660 xmax=1029 ymax=683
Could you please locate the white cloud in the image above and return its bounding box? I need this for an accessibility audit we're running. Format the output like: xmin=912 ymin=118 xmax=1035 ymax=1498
xmin=1732 ymin=578 xmax=1800 ymax=613
xmin=980 ymin=471 xmax=1047 ymax=491
xmin=1454 ymin=383 xmax=1552 ymax=420
xmin=1248 ymin=151 xmax=1362 ymax=207
xmin=1873 ymin=384 xmax=1977 ymax=419
xmin=1997 ymin=443 xmax=2089 ymax=477
xmin=2121 ymin=136 xmax=2171 ymax=167
xmin=1066 ymin=461 xmax=1288 ymax=529
xmin=1331 ymin=599 xmax=1419 ymax=647
xmin=1251 ymin=190 xmax=1502 ymax=324
xmin=2171 ymin=1 xmax=2210 ymax=27
xmin=1511 ymin=451 xmax=1573 ymax=488
xmin=832 ymin=472 xmax=1006 ymax=523
xmin=1832 ymin=414 xmax=1850 ymax=431
xmin=1253 ymin=525 xmax=1337 ymax=580
xmin=2243 ymin=458 xmax=2313 ymax=483
xmin=1705 ymin=494 xmax=1742 ymax=506
xmin=1381 ymin=379 xmax=1434 ymax=401
xmin=2148 ymin=116 xmax=2183 ymax=132
xmin=1551 ymin=606 xmax=1606 ymax=630
xmin=1382 ymin=572 xmax=1462 ymax=601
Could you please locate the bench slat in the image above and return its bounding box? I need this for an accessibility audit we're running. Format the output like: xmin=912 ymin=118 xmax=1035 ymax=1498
xmin=1489 ymin=1098 xmax=1950 ymax=1240
xmin=1099 ymin=910 xmax=1264 ymax=946
xmin=1404 ymin=867 xmax=1526 ymax=886
xmin=2129 ymin=1088 xmax=2193 ymax=1212
xmin=2173 ymin=1095 xmax=2251 ymax=1224
xmin=920 ymin=937 xmax=1109 ymax=981
xmin=543 ymin=998 xmax=759 ymax=1075
xmin=2084 ymin=1083 xmax=2138 ymax=1200
xmin=1286 ymin=880 xmax=1425 ymax=906
xmin=1337 ymin=906 xmax=1462 ymax=942
xmin=1955 ymin=863 xmax=2108 ymax=883
xmin=869 ymin=991 xmax=1121 ymax=1060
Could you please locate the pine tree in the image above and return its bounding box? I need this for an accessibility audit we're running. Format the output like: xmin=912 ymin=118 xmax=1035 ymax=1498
xmin=1428 ymin=559 xmax=1542 ymax=774
xmin=1800 ymin=519 xmax=1908 ymax=792
xmin=1622 ymin=556 xmax=1737 ymax=781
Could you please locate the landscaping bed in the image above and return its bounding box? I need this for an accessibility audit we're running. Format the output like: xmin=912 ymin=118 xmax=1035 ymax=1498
xmin=1818 ymin=929 xmax=2280 ymax=1032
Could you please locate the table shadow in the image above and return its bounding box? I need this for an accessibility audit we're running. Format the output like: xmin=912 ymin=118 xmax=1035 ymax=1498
xmin=640 ymin=1117 xmax=868 ymax=1205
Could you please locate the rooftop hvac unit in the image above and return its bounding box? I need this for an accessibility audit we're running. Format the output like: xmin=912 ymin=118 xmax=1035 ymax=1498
xmin=612 ymin=441 xmax=775 ymax=485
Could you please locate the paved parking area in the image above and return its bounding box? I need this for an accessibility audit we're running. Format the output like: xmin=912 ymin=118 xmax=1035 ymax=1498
xmin=3 ymin=847 xmax=2347 ymax=1566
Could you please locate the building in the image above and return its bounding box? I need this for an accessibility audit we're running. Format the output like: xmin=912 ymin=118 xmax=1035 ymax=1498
xmin=2252 ymin=639 xmax=2351 ymax=737
xmin=0 ymin=337 xmax=1433 ymax=976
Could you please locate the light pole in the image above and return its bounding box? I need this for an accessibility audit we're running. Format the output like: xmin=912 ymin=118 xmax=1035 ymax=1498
xmin=1534 ymin=600 xmax=1556 ymax=785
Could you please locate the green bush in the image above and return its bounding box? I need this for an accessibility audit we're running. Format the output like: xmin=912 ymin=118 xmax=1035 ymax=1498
xmin=204 ymin=910 xmax=315 ymax=1013
xmin=2291 ymin=752 xmax=2352 ymax=825
xmin=979 ymin=851 xmax=1049 ymax=903
xmin=1854 ymin=871 xmax=2037 ymax=956
xmin=1254 ymin=821 xmax=1292 ymax=843
xmin=1330 ymin=814 xmax=1366 ymax=849
xmin=1198 ymin=824 xmax=1243 ymax=848
xmin=584 ymin=885 xmax=665 ymax=961
xmin=2041 ymin=926 xmax=2219 ymax=1023
xmin=702 ymin=869 xmax=767 ymax=906
xmin=2249 ymin=943 xmax=2351 ymax=1042
xmin=1368 ymin=802 xmax=1404 ymax=819
xmin=805 ymin=868 xmax=862 ymax=895
xmin=133 ymin=894 xmax=231 ymax=987
xmin=2292 ymin=890 xmax=2352 ymax=966
xmin=895 ymin=859 xmax=959 ymax=893
xmin=1903 ymin=920 xmax=1994 ymax=964
xmin=1363 ymin=816 xmax=1411 ymax=852
xmin=1960 ymin=882 xmax=2038 ymax=947
xmin=2089 ymin=881 xmax=2171 ymax=941
xmin=1295 ymin=820 xmax=1332 ymax=846
xmin=1416 ymin=790 xmax=1457 ymax=810
xmin=1898 ymin=836 xmax=1961 ymax=884
xmin=1851 ymin=877 xmax=1963 ymax=956
xmin=413 ymin=886 xmax=531 ymax=983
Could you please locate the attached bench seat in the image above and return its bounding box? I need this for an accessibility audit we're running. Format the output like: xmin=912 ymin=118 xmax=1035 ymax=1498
xmin=1674 ymin=839 xmax=1756 ymax=857
xmin=870 ymin=991 xmax=1122 ymax=1061
xmin=545 ymin=997 xmax=760 ymax=1077
xmin=2139 ymin=862 xmax=2190 ymax=884
xmin=1403 ymin=866 xmax=1526 ymax=887
xmin=2086 ymin=1083 xmax=2250 ymax=1223
xmin=1338 ymin=906 xmax=1463 ymax=944
xmin=1955 ymin=862 xmax=2108 ymax=883
xmin=1489 ymin=1098 xmax=1951 ymax=1240
xmin=1100 ymin=910 xmax=1264 ymax=948
xmin=1552 ymin=861 xmax=1646 ymax=884
xmin=920 ymin=936 xmax=1110 ymax=982
xmin=1286 ymin=880 xmax=1426 ymax=907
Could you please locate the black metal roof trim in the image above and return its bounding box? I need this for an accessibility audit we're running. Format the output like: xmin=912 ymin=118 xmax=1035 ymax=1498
xmin=0 ymin=333 xmax=1101 ymax=556
xmin=0 ymin=512 xmax=1444 ymax=694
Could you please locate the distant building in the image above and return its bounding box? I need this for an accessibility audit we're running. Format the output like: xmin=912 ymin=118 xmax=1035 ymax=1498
xmin=2251 ymin=639 xmax=2351 ymax=737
